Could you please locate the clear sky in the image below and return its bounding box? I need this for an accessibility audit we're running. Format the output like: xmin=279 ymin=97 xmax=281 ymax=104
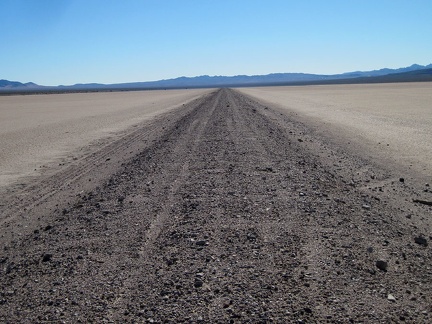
xmin=1 ymin=0 xmax=431 ymax=86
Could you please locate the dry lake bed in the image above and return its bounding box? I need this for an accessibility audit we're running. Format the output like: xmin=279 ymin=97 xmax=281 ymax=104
xmin=1 ymin=84 xmax=431 ymax=322
xmin=0 ymin=89 xmax=212 ymax=188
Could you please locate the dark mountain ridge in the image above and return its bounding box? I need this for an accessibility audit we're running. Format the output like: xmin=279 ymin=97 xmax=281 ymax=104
xmin=1 ymin=63 xmax=432 ymax=92
xmin=0 ymin=80 xmax=39 ymax=88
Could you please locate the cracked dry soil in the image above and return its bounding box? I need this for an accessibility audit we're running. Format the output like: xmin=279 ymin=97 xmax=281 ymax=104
xmin=1 ymin=89 xmax=431 ymax=323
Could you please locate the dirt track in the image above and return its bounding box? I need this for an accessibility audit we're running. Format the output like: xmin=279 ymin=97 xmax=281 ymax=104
xmin=1 ymin=89 xmax=431 ymax=322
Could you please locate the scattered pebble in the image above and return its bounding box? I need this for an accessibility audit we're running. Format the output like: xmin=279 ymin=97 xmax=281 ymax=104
xmin=387 ymin=294 xmax=396 ymax=302
xmin=362 ymin=204 xmax=371 ymax=210
xmin=414 ymin=236 xmax=428 ymax=247
xmin=42 ymin=253 xmax=52 ymax=262
xmin=44 ymin=225 xmax=53 ymax=231
xmin=376 ymin=260 xmax=388 ymax=272
xmin=194 ymin=279 xmax=203 ymax=288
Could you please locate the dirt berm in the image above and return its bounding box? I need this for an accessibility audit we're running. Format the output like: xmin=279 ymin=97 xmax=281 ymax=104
xmin=1 ymin=89 xmax=431 ymax=322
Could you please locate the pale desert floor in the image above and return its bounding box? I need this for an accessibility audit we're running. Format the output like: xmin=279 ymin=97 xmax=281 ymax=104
xmin=0 ymin=89 xmax=212 ymax=188
xmin=238 ymin=82 xmax=432 ymax=184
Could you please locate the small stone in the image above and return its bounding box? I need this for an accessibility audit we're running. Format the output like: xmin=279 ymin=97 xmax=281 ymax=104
xmin=44 ymin=225 xmax=53 ymax=231
xmin=194 ymin=279 xmax=203 ymax=288
xmin=414 ymin=236 xmax=428 ymax=247
xmin=376 ymin=260 xmax=388 ymax=272
xmin=166 ymin=258 xmax=177 ymax=266
xmin=362 ymin=204 xmax=371 ymax=210
xmin=195 ymin=240 xmax=207 ymax=246
xmin=387 ymin=294 xmax=396 ymax=302
xmin=42 ymin=253 xmax=52 ymax=262
xmin=399 ymin=178 xmax=405 ymax=183
xmin=367 ymin=247 xmax=373 ymax=253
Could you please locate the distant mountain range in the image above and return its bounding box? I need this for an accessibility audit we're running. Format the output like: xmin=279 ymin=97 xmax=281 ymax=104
xmin=2 ymin=63 xmax=432 ymax=92
xmin=0 ymin=80 xmax=39 ymax=89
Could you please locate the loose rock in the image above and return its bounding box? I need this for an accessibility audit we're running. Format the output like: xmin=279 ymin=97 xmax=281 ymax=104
xmin=42 ymin=254 xmax=52 ymax=262
xmin=376 ymin=260 xmax=388 ymax=272
xmin=414 ymin=236 xmax=428 ymax=247
xmin=195 ymin=240 xmax=208 ymax=246
xmin=362 ymin=204 xmax=371 ymax=210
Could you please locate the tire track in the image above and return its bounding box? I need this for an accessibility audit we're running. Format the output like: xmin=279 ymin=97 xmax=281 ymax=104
xmin=141 ymin=90 xmax=221 ymax=249
xmin=105 ymin=90 xmax=222 ymax=322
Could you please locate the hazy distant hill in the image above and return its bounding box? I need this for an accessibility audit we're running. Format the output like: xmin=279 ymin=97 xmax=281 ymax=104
xmin=1 ymin=63 xmax=432 ymax=92
xmin=297 ymin=68 xmax=432 ymax=86
xmin=340 ymin=63 xmax=432 ymax=78
xmin=0 ymin=79 xmax=39 ymax=88
xmin=78 ymin=64 xmax=432 ymax=89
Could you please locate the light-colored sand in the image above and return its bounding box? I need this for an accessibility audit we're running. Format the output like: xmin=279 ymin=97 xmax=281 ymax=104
xmin=238 ymin=83 xmax=432 ymax=182
xmin=0 ymin=89 xmax=212 ymax=187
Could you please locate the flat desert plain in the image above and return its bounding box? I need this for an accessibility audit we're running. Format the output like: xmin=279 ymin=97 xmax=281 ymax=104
xmin=238 ymin=82 xmax=432 ymax=183
xmin=0 ymin=89 xmax=212 ymax=188
xmin=1 ymin=86 xmax=432 ymax=322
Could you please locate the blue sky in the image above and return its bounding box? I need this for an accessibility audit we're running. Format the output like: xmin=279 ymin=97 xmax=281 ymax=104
xmin=1 ymin=0 xmax=431 ymax=85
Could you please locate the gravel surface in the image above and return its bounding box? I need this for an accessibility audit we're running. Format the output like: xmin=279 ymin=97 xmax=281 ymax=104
xmin=1 ymin=89 xmax=431 ymax=322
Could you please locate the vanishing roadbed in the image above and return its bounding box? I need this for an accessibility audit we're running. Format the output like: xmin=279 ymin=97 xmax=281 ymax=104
xmin=1 ymin=89 xmax=431 ymax=322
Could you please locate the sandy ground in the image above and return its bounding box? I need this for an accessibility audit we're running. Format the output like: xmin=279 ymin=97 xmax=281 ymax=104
xmin=238 ymin=82 xmax=432 ymax=184
xmin=0 ymin=89 xmax=212 ymax=188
